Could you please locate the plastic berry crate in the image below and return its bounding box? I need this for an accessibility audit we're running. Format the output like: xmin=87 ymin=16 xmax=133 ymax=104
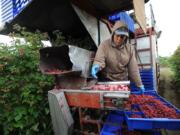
xmin=100 ymin=111 xmax=124 ymax=135
xmin=124 ymin=92 xmax=180 ymax=130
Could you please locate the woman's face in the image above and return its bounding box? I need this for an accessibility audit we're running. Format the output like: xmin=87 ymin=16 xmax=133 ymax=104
xmin=113 ymin=34 xmax=125 ymax=47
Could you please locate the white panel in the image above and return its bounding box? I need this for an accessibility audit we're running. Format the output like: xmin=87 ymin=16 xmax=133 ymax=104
xmin=136 ymin=37 xmax=150 ymax=49
xmin=100 ymin=21 xmax=111 ymax=44
xmin=151 ymin=35 xmax=158 ymax=60
xmin=48 ymin=90 xmax=74 ymax=135
xmin=133 ymin=0 xmax=146 ymax=33
xmin=138 ymin=51 xmax=151 ymax=64
xmin=151 ymin=35 xmax=158 ymax=90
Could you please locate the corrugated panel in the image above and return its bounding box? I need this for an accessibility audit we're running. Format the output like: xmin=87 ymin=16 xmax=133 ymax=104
xmin=1 ymin=1 xmax=10 ymax=7
xmin=2 ymin=15 xmax=13 ymax=22
xmin=1 ymin=2 xmax=12 ymax=11
xmin=12 ymin=0 xmax=32 ymax=17
xmin=1 ymin=8 xmax=13 ymax=18
xmin=0 ymin=0 xmax=32 ymax=23
xmin=1 ymin=0 xmax=13 ymax=22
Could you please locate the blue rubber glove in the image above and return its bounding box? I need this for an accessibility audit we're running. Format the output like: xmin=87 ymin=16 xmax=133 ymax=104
xmin=139 ymin=85 xmax=145 ymax=94
xmin=91 ymin=64 xmax=100 ymax=79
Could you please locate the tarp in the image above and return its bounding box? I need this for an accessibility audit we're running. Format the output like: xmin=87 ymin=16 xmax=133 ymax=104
xmin=108 ymin=12 xmax=135 ymax=33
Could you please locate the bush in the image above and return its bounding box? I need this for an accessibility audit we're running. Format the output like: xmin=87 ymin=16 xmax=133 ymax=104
xmin=159 ymin=56 xmax=170 ymax=67
xmin=170 ymin=45 xmax=180 ymax=90
xmin=0 ymin=26 xmax=54 ymax=135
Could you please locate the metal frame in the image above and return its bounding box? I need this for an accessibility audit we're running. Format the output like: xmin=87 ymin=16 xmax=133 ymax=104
xmin=62 ymin=89 xmax=130 ymax=109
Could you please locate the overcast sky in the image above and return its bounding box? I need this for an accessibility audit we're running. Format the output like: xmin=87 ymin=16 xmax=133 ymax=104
xmin=149 ymin=0 xmax=180 ymax=56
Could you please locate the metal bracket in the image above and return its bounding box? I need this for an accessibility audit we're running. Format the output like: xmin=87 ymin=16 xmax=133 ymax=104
xmin=99 ymin=92 xmax=104 ymax=108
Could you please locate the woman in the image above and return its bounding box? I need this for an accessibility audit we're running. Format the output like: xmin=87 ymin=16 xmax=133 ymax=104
xmin=91 ymin=21 xmax=145 ymax=93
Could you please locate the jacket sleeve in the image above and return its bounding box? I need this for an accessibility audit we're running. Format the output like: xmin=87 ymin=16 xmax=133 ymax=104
xmin=93 ymin=43 xmax=106 ymax=69
xmin=128 ymin=46 xmax=142 ymax=87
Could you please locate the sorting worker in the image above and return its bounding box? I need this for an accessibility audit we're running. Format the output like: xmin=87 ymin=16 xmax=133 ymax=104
xmin=91 ymin=21 xmax=145 ymax=93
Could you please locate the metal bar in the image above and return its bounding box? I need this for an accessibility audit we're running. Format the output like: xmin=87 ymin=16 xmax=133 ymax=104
xmin=79 ymin=108 xmax=84 ymax=131
xmin=137 ymin=48 xmax=151 ymax=52
xmin=138 ymin=63 xmax=151 ymax=66
xmin=97 ymin=81 xmax=130 ymax=85
xmin=97 ymin=19 xmax=100 ymax=45
xmin=97 ymin=122 xmax=101 ymax=134
xmin=60 ymin=89 xmax=130 ymax=94
xmin=149 ymin=28 xmax=153 ymax=66
xmin=104 ymin=93 xmax=129 ymax=98
xmin=99 ymin=93 xmax=104 ymax=108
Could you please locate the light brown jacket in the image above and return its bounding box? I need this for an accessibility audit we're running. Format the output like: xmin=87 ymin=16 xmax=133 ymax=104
xmin=93 ymin=21 xmax=142 ymax=87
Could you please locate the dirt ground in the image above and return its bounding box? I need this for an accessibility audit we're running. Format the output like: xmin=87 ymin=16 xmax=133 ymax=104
xmin=158 ymin=67 xmax=180 ymax=135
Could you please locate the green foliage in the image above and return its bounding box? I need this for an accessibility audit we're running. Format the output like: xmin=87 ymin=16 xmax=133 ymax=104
xmin=66 ymin=36 xmax=96 ymax=50
xmin=170 ymin=45 xmax=180 ymax=89
xmin=50 ymin=30 xmax=95 ymax=50
xmin=159 ymin=56 xmax=170 ymax=67
xmin=0 ymin=25 xmax=54 ymax=135
xmin=52 ymin=30 xmax=66 ymax=46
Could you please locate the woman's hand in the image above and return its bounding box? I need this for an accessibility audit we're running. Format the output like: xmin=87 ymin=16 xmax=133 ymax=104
xmin=91 ymin=64 xmax=100 ymax=79
xmin=139 ymin=85 xmax=145 ymax=94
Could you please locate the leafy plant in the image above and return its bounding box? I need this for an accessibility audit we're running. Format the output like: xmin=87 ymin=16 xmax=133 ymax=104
xmin=0 ymin=25 xmax=54 ymax=135
xmin=52 ymin=30 xmax=66 ymax=46
xmin=170 ymin=45 xmax=180 ymax=91
xmin=159 ymin=56 xmax=170 ymax=67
